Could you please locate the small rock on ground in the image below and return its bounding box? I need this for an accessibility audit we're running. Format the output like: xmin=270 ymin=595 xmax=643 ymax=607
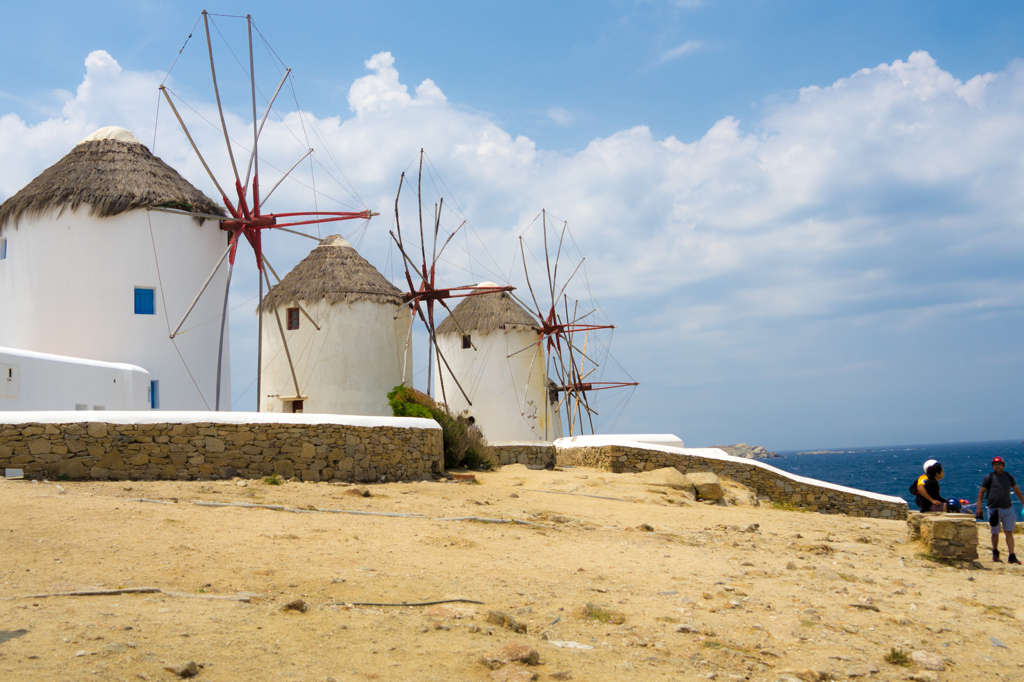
xmin=481 ymin=643 xmax=539 ymax=669
xmin=163 ymin=661 xmax=198 ymax=678
xmin=488 ymin=666 xmax=537 ymax=682
xmin=498 ymin=643 xmax=539 ymax=666
xmin=486 ymin=610 xmax=527 ymax=634
xmin=345 ymin=487 xmax=371 ymax=497
xmin=845 ymin=664 xmax=878 ymax=677
xmin=908 ymin=673 xmax=939 ymax=682
xmin=911 ymin=650 xmax=945 ymax=671
xmin=282 ymin=598 xmax=307 ymax=613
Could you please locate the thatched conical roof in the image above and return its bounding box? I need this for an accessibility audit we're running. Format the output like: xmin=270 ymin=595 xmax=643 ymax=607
xmin=259 ymin=234 xmax=404 ymax=311
xmin=0 ymin=126 xmax=224 ymax=233
xmin=436 ymin=282 xmax=539 ymax=335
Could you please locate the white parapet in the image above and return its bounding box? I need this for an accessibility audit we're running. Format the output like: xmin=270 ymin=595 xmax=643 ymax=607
xmin=555 ymin=436 xmax=905 ymax=505
xmin=0 ymin=409 xmax=440 ymax=429
xmin=555 ymin=433 xmax=684 ymax=448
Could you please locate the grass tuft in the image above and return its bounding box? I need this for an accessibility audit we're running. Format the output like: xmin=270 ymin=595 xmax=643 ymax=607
xmin=884 ymin=647 xmax=911 ymax=666
xmin=579 ymin=602 xmax=626 ymax=624
xmin=264 ymin=474 xmax=283 ymax=486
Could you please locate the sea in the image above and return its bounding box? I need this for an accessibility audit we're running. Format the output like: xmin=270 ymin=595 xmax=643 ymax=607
xmin=769 ymin=440 xmax=1024 ymax=517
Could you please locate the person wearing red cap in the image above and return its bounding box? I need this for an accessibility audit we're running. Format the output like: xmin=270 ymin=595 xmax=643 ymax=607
xmin=977 ymin=457 xmax=1024 ymax=564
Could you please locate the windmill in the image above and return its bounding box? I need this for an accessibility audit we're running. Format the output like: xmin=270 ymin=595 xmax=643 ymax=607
xmin=151 ymin=11 xmax=377 ymax=410
xmin=511 ymin=210 xmax=638 ymax=435
xmin=389 ymin=150 xmax=513 ymax=408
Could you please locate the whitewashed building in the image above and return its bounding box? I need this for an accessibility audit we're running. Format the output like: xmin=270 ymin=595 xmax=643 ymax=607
xmin=433 ymin=284 xmax=563 ymax=441
xmin=0 ymin=126 xmax=230 ymax=411
xmin=0 ymin=346 xmax=151 ymax=411
xmin=259 ymin=235 xmax=413 ymax=416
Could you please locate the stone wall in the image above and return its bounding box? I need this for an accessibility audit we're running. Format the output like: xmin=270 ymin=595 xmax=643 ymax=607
xmin=0 ymin=416 xmax=443 ymax=483
xmin=919 ymin=514 xmax=979 ymax=562
xmin=489 ymin=441 xmax=556 ymax=468
xmin=556 ymin=442 xmax=907 ymax=519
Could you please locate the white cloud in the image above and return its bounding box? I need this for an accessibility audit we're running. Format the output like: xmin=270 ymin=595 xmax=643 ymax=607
xmin=547 ymin=107 xmax=574 ymax=125
xmin=659 ymin=40 xmax=703 ymax=63
xmin=4 ymin=48 xmax=1024 ymax=326
xmin=347 ymin=51 xmax=447 ymax=117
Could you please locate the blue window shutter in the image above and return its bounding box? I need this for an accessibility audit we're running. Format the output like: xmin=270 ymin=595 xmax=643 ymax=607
xmin=150 ymin=380 xmax=159 ymax=409
xmin=135 ymin=288 xmax=155 ymax=315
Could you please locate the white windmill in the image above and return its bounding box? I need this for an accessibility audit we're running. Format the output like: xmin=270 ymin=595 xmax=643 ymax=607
xmin=151 ymin=11 xmax=377 ymax=410
xmin=258 ymin=234 xmax=413 ymax=415
xmin=432 ymin=283 xmax=564 ymax=441
xmin=0 ymin=125 xmax=230 ymax=410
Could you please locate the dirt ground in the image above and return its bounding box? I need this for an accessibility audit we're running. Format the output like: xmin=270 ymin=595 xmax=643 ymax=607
xmin=1 ymin=465 xmax=1022 ymax=682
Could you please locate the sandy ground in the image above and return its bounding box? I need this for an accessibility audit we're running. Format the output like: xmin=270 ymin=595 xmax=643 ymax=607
xmin=1 ymin=465 xmax=1022 ymax=682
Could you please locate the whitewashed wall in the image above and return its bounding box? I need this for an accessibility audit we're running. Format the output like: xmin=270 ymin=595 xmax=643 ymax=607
xmin=433 ymin=327 xmax=563 ymax=442
xmin=260 ymin=298 xmax=412 ymax=416
xmin=0 ymin=346 xmax=150 ymax=411
xmin=0 ymin=207 xmax=229 ymax=410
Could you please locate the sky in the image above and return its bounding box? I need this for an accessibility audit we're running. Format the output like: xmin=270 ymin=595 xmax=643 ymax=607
xmin=2 ymin=0 xmax=1024 ymax=451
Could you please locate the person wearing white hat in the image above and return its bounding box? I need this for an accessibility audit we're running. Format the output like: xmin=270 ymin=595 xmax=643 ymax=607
xmin=912 ymin=460 xmax=938 ymax=506
xmin=913 ymin=461 xmax=946 ymax=512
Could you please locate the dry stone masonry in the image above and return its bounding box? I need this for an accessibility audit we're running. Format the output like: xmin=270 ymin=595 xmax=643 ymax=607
xmin=911 ymin=512 xmax=980 ymax=562
xmin=488 ymin=441 xmax=555 ymax=468
xmin=556 ymin=440 xmax=907 ymax=519
xmin=0 ymin=414 xmax=443 ymax=483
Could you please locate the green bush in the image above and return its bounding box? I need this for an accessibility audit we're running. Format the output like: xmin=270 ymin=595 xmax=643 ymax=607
xmin=387 ymin=385 xmax=493 ymax=470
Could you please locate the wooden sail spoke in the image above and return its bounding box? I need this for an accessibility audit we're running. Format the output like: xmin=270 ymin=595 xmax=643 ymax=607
xmin=214 ymin=248 xmax=235 ymax=411
xmin=263 ymin=266 xmax=303 ymax=401
xmin=169 ymin=233 xmax=239 ymax=339
xmin=203 ymin=11 xmax=241 ymax=188
xmin=391 ymin=151 xmax=514 ymax=397
xmin=436 ymin=297 xmax=478 ymax=351
xmin=258 ymin=148 xmax=311 ymax=209
xmin=261 ymin=255 xmax=320 ymax=330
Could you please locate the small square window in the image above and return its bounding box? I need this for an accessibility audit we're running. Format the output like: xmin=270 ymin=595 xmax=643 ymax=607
xmin=134 ymin=287 xmax=155 ymax=315
xmin=287 ymin=308 xmax=300 ymax=330
xmin=0 ymin=238 xmax=7 ymax=260
xmin=462 ymin=334 xmax=472 ymax=349
xmin=75 ymin=404 xmax=88 ymax=411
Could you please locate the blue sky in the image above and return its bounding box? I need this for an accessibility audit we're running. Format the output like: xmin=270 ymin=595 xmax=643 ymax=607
xmin=2 ymin=1 xmax=1023 ymax=450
